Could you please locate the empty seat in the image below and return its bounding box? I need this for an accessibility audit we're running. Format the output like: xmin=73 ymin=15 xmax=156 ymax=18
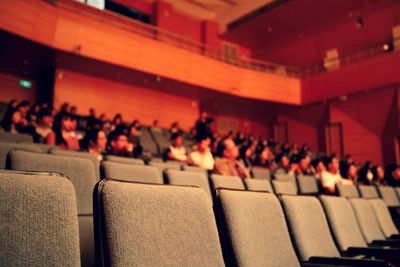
xmin=0 ymin=142 xmax=44 ymax=169
xmin=0 ymin=172 xmax=80 ymax=266
xmin=376 ymin=186 xmax=400 ymax=207
xmin=216 ymin=189 xmax=300 ymax=266
xmin=8 ymin=150 xmax=98 ymax=267
xmin=210 ymin=174 xmax=245 ymax=191
xmin=94 ymin=180 xmax=225 ymax=266
xmin=368 ymin=198 xmax=400 ymax=239
xmin=251 ymin=168 xmax=271 ymax=180
xmin=102 ymin=161 xmax=163 ymax=184
xmin=50 ymin=148 xmax=100 ymax=179
xmin=149 ymin=161 xmax=182 ymax=177
xmin=0 ymin=132 xmax=33 ymax=143
xmin=244 ymin=178 xmax=273 ymax=193
xmin=272 ymin=180 xmax=297 ymax=195
xmin=297 ymin=175 xmax=319 ymax=195
xmin=165 ymin=169 xmax=212 ymax=201
xmin=104 ymin=155 xmax=145 ymax=165
xmin=150 ymin=128 xmax=169 ymax=155
xmin=182 ymin=165 xmax=208 ymax=176
xmin=336 ymin=183 xmax=359 ymax=198
xmin=138 ymin=127 xmax=159 ymax=156
xmin=358 ymin=185 xmax=379 ymax=199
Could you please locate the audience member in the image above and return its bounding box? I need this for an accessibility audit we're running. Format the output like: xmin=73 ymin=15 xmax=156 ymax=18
xmin=385 ymin=164 xmax=400 ymax=187
xmin=35 ymin=109 xmax=53 ymax=142
xmin=321 ymin=156 xmax=353 ymax=194
xmin=85 ymin=128 xmax=107 ymax=161
xmin=371 ymin=165 xmax=386 ymax=186
xmin=273 ymin=153 xmax=289 ymax=174
xmin=47 ymin=112 xmax=80 ymax=150
xmin=188 ymin=136 xmax=214 ymax=170
xmin=165 ymin=133 xmax=187 ymax=162
xmin=107 ymin=129 xmax=136 ymax=157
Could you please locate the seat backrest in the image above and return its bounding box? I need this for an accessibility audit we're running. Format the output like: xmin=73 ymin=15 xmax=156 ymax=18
xmin=0 ymin=172 xmax=80 ymax=266
xmin=396 ymin=187 xmax=400 ymax=200
xmin=297 ymin=175 xmax=319 ymax=195
xmin=210 ymin=174 xmax=245 ymax=191
xmin=104 ymin=155 xmax=145 ymax=165
xmin=149 ymin=161 xmax=181 ymax=177
xmin=336 ymin=183 xmax=359 ymax=198
xmin=102 ymin=161 xmax=163 ymax=184
xmin=216 ymin=189 xmax=300 ymax=267
xmin=50 ymin=148 xmax=100 ymax=179
xmin=348 ymin=198 xmax=385 ymax=244
xmin=182 ymin=165 xmax=208 ymax=176
xmin=0 ymin=142 xmax=44 ymax=169
xmin=244 ymin=178 xmax=273 ymax=193
xmin=94 ymin=180 xmax=225 ymax=267
xmin=358 ymin=185 xmax=379 ymax=199
xmin=251 ymin=168 xmax=271 ymax=180
xmin=368 ymin=198 xmax=399 ymax=238
xmin=272 ymin=180 xmax=297 ymax=195
xmin=319 ymin=195 xmax=367 ymax=251
xmin=280 ymin=195 xmax=341 ymax=262
xmin=0 ymin=132 xmax=33 ymax=143
xmin=376 ymin=186 xmax=400 ymax=207
xmin=139 ymin=127 xmax=159 ymax=156
xmin=165 ymin=169 xmax=212 ymax=201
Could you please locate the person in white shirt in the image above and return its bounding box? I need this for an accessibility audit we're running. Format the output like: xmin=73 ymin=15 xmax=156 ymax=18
xmin=166 ymin=133 xmax=188 ymax=162
xmin=321 ymin=156 xmax=353 ymax=194
xmin=188 ymin=136 xmax=214 ymax=170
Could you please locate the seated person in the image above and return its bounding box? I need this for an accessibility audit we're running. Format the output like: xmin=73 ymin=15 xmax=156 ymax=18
xmin=298 ymin=154 xmax=313 ymax=175
xmin=321 ymin=156 xmax=353 ymax=194
xmin=212 ymin=137 xmax=250 ymax=179
xmin=371 ymin=165 xmax=386 ymax=186
xmin=165 ymin=133 xmax=187 ymax=162
xmin=85 ymin=128 xmax=107 ymax=161
xmin=385 ymin=164 xmax=400 ymax=187
xmin=272 ymin=153 xmax=290 ymax=174
xmin=188 ymin=136 xmax=214 ymax=170
xmin=107 ymin=129 xmax=138 ymax=158
xmin=310 ymin=158 xmax=326 ymax=179
xmin=47 ymin=112 xmax=80 ymax=150
xmin=35 ymin=109 xmax=53 ymax=142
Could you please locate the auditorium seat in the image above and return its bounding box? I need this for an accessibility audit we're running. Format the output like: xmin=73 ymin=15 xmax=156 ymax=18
xmin=376 ymin=186 xmax=400 ymax=207
xmin=182 ymin=164 xmax=208 ymax=176
xmin=165 ymin=169 xmax=212 ymax=201
xmin=149 ymin=127 xmax=169 ymax=156
xmin=8 ymin=150 xmax=98 ymax=267
xmin=0 ymin=132 xmax=33 ymax=143
xmin=216 ymin=189 xmax=301 ymax=266
xmin=0 ymin=171 xmax=81 ymax=266
xmin=104 ymin=155 xmax=145 ymax=165
xmin=210 ymin=174 xmax=245 ymax=191
xmin=336 ymin=184 xmax=360 ymax=198
xmin=251 ymin=168 xmax=271 ymax=180
xmin=272 ymin=180 xmax=297 ymax=195
xmin=102 ymin=161 xmax=163 ymax=184
xmin=368 ymin=198 xmax=400 ymax=239
xmin=0 ymin=142 xmax=44 ymax=169
xmin=138 ymin=126 xmax=159 ymax=156
xmin=358 ymin=185 xmax=379 ymax=199
xmin=297 ymin=175 xmax=319 ymax=195
xmin=149 ymin=161 xmax=182 ymax=177
xmin=244 ymin=178 xmax=273 ymax=193
xmin=49 ymin=148 xmax=100 ymax=179
xmin=94 ymin=180 xmax=225 ymax=266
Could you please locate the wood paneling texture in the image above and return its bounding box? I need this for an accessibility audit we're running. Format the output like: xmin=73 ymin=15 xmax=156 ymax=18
xmin=0 ymin=72 xmax=37 ymax=104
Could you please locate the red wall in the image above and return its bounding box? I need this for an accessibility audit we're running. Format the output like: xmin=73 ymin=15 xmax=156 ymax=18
xmin=0 ymin=72 xmax=37 ymax=104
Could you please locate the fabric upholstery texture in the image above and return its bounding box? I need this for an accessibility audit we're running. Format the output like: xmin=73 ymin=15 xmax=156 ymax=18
xmin=272 ymin=180 xmax=297 ymax=195
xmin=0 ymin=142 xmax=44 ymax=169
xmin=251 ymin=168 xmax=271 ymax=180
xmin=9 ymin=150 xmax=97 ymax=214
xmin=218 ymin=189 xmax=300 ymax=267
xmin=0 ymin=173 xmax=80 ymax=266
xmin=98 ymin=181 xmax=224 ymax=267
xmin=50 ymin=148 xmax=100 ymax=179
xmin=182 ymin=165 xmax=208 ymax=176
xmin=297 ymin=175 xmax=319 ymax=194
xmin=244 ymin=179 xmax=273 ymax=193
xmin=104 ymin=155 xmax=145 ymax=165
xmin=358 ymin=185 xmax=379 ymax=199
xmin=103 ymin=161 xmax=163 ymax=184
xmin=319 ymin=195 xmax=367 ymax=251
xmin=0 ymin=132 xmax=33 ymax=143
xmin=281 ymin=195 xmax=341 ymax=261
xmin=336 ymin=184 xmax=360 ymax=198
xmin=165 ymin=169 xmax=212 ymax=201
xmin=349 ymin=198 xmax=385 ymax=244
xmin=368 ymin=198 xmax=399 ymax=238
xmin=150 ymin=161 xmax=182 ymax=177
xmin=210 ymin=174 xmax=245 ymax=191
xmin=376 ymin=186 xmax=400 ymax=207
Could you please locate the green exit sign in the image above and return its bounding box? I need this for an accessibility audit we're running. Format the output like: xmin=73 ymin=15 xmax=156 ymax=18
xmin=19 ymin=80 xmax=32 ymax=88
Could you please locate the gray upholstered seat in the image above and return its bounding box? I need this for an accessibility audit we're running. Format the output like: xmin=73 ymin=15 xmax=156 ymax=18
xmin=396 ymin=187 xmax=400 ymax=200
xmin=8 ymin=150 xmax=98 ymax=267
xmin=319 ymin=195 xmax=367 ymax=251
xmin=217 ymin=189 xmax=300 ymax=266
xmin=336 ymin=183 xmax=359 ymax=198
xmin=0 ymin=142 xmax=45 ymax=169
xmin=0 ymin=132 xmax=33 ymax=143
xmin=50 ymin=148 xmax=100 ymax=179
xmin=368 ymin=198 xmax=400 ymax=238
xmin=150 ymin=161 xmax=182 ymax=177
xmin=138 ymin=127 xmax=159 ymax=156
xmin=280 ymin=195 xmax=341 ymax=262
xmin=297 ymin=175 xmax=319 ymax=195
xmin=182 ymin=165 xmax=208 ymax=176
xmin=0 ymin=172 xmax=80 ymax=266
xmin=376 ymin=186 xmax=400 ymax=207
xmin=244 ymin=178 xmax=274 ymax=193
xmin=349 ymin=198 xmax=387 ymax=244
xmin=165 ymin=169 xmax=212 ymax=201
xmin=104 ymin=154 xmax=145 ymax=165
xmin=102 ymin=161 xmax=163 ymax=184
xmin=251 ymin=168 xmax=271 ymax=180
xmin=210 ymin=174 xmax=245 ymax=191
xmin=358 ymin=185 xmax=379 ymax=199
xmin=272 ymin=180 xmax=297 ymax=195
xmin=95 ymin=180 xmax=225 ymax=267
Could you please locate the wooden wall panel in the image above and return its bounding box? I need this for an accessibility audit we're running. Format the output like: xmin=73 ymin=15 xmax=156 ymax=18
xmin=0 ymin=72 xmax=37 ymax=104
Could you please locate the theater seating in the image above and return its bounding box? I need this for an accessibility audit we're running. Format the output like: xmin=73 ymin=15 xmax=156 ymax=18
xmin=104 ymin=155 xmax=145 ymax=165
xmin=0 ymin=142 xmax=44 ymax=169
xmin=102 ymin=161 xmax=163 ymax=184
xmin=244 ymin=178 xmax=274 ymax=193
xmin=368 ymin=198 xmax=400 ymax=239
xmin=336 ymin=183 xmax=360 ymax=198
xmin=251 ymin=168 xmax=271 ymax=180
xmin=0 ymin=132 xmax=33 ymax=143
xmin=0 ymin=171 xmax=81 ymax=266
xmin=271 ymin=180 xmax=298 ymax=195
xmin=181 ymin=164 xmax=208 ymax=176
xmin=376 ymin=186 xmax=400 ymax=207
xmin=149 ymin=161 xmax=183 ymax=177
xmin=137 ymin=127 xmax=159 ymax=156
xmin=94 ymin=180 xmax=225 ymax=266
xmin=296 ymin=175 xmax=319 ymax=195
xmin=358 ymin=185 xmax=380 ymax=198
xmin=210 ymin=174 xmax=245 ymax=191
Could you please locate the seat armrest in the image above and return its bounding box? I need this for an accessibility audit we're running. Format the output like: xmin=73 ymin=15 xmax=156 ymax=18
xmin=344 ymin=246 xmax=400 ymax=258
xmin=308 ymin=256 xmax=390 ymax=266
xmin=370 ymin=239 xmax=400 ymax=247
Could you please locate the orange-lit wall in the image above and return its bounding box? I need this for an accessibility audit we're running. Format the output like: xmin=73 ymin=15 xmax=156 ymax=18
xmin=0 ymin=72 xmax=37 ymax=104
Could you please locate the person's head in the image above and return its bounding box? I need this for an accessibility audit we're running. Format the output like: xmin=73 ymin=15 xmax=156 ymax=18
xmin=17 ymin=101 xmax=30 ymax=117
xmin=99 ymin=113 xmax=107 ymax=122
xmin=132 ymin=119 xmax=140 ymax=129
xmin=171 ymin=133 xmax=183 ymax=147
xmin=113 ymin=114 xmax=123 ymax=125
xmin=385 ymin=164 xmax=400 ymax=181
xmin=298 ymin=154 xmax=310 ymax=172
xmin=70 ymin=106 xmax=78 ymax=115
xmin=371 ymin=166 xmax=385 ymax=181
xmin=89 ymin=108 xmax=96 ymax=117
xmin=8 ymin=99 xmax=18 ymax=110
xmin=109 ymin=130 xmax=129 ymax=154
xmin=60 ymin=102 xmax=69 ymax=113
xmin=275 ymin=153 xmax=289 ymax=169
xmin=289 ymin=154 xmax=300 ymax=171
xmin=87 ymin=128 xmax=107 ymax=151
xmin=347 ymin=163 xmax=358 ymax=179
xmin=29 ymin=104 xmax=40 ymax=115
xmin=153 ymin=120 xmax=159 ymax=127
xmin=323 ymin=156 xmax=339 ymax=174
xmin=196 ymin=136 xmax=211 ymax=153
xmin=36 ymin=109 xmax=53 ymax=128
xmin=217 ymin=137 xmax=239 ymax=160
xmin=311 ymin=159 xmax=326 ymax=173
